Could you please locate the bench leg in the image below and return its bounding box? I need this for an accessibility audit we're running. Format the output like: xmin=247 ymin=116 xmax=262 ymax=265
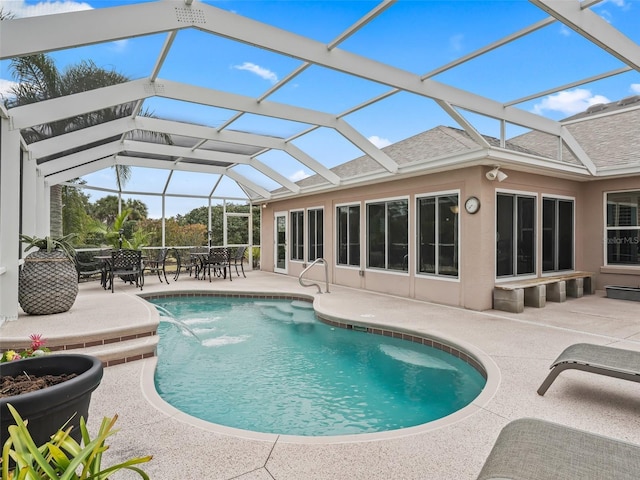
xmin=584 ymin=276 xmax=595 ymax=294
xmin=567 ymin=278 xmax=583 ymax=298
xmin=524 ymin=285 xmax=546 ymax=308
xmin=547 ymin=281 xmax=566 ymax=302
xmin=493 ymin=288 xmax=524 ymax=313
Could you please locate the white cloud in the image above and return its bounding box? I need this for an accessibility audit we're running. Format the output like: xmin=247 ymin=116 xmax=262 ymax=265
xmin=0 ymin=78 xmax=18 ymax=100
xmin=559 ymin=25 xmax=572 ymax=37
xmin=631 ymin=84 xmax=640 ymax=94
xmin=368 ymin=135 xmax=391 ymax=148
xmin=2 ymin=0 xmax=93 ymax=18
xmin=289 ymin=170 xmax=310 ymax=182
xmin=449 ymin=34 xmax=464 ymax=53
xmin=233 ymin=62 xmax=278 ymax=84
xmin=532 ymin=89 xmax=611 ymax=116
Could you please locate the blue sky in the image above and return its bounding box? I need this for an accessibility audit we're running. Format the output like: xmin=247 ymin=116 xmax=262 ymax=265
xmin=1 ymin=0 xmax=639 ymax=218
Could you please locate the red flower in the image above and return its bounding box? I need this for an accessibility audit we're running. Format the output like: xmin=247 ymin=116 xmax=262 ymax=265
xmin=29 ymin=333 xmax=46 ymax=350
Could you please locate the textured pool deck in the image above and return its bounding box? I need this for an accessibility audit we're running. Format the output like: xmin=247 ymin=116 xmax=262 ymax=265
xmin=4 ymin=270 xmax=640 ymax=479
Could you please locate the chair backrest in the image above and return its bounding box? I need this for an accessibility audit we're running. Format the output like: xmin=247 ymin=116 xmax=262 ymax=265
xmin=208 ymin=248 xmax=229 ymax=264
xmin=234 ymin=246 xmax=247 ymax=261
xmin=111 ymin=249 xmax=142 ymax=270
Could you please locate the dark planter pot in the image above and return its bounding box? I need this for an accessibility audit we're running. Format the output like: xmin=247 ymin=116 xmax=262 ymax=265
xmin=0 ymin=354 xmax=103 ymax=447
xmin=605 ymin=285 xmax=640 ymax=302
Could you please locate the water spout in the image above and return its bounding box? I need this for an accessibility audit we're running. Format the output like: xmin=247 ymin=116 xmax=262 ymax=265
xmin=155 ymin=306 xmax=202 ymax=341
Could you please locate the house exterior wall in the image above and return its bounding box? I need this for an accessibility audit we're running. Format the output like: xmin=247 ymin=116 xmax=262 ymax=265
xmin=261 ymin=164 xmax=640 ymax=311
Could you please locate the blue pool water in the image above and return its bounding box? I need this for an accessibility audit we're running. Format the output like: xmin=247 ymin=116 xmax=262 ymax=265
xmin=149 ymin=296 xmax=486 ymax=436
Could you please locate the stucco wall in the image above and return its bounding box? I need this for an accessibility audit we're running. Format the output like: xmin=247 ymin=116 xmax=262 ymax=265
xmin=261 ymin=165 xmax=640 ymax=310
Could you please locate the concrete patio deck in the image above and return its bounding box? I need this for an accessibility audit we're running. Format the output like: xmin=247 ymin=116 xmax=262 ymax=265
xmin=3 ymin=270 xmax=640 ymax=479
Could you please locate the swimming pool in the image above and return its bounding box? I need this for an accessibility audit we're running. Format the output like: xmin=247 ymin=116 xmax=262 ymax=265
xmin=149 ymin=295 xmax=486 ymax=437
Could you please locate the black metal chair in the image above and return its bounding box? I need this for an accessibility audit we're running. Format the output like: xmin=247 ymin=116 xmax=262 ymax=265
xmin=232 ymin=246 xmax=247 ymax=277
xmin=106 ymin=249 xmax=143 ymax=293
xmin=201 ymin=248 xmax=231 ymax=282
xmin=144 ymin=248 xmax=170 ymax=283
xmin=74 ymin=250 xmax=104 ymax=283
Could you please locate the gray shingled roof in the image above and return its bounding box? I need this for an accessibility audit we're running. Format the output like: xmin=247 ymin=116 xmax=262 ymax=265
xmin=511 ymin=103 xmax=640 ymax=169
xmin=276 ymin=99 xmax=640 ymax=194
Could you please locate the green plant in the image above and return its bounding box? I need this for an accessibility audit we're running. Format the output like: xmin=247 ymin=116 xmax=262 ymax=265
xmin=20 ymin=234 xmax=77 ymax=261
xmin=2 ymin=404 xmax=152 ymax=480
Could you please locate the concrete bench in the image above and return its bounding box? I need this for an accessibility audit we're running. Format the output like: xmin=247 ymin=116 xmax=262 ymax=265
xmin=493 ymin=271 xmax=594 ymax=313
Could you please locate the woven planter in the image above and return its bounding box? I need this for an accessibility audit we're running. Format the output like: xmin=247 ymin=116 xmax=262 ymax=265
xmin=19 ymin=250 xmax=78 ymax=315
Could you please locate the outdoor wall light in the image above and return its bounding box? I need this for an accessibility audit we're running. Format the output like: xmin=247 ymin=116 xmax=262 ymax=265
xmin=486 ymin=166 xmax=508 ymax=182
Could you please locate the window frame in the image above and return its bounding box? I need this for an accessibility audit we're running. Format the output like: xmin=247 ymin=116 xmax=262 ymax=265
xmin=335 ymin=202 xmax=361 ymax=268
xmin=495 ymin=190 xmax=538 ymax=280
xmin=604 ymin=189 xmax=640 ymax=266
xmin=307 ymin=206 xmax=324 ymax=262
xmin=289 ymin=209 xmax=304 ymax=262
xmin=415 ymin=190 xmax=460 ymax=278
xmin=365 ymin=196 xmax=409 ymax=274
xmin=541 ymin=194 xmax=575 ymax=274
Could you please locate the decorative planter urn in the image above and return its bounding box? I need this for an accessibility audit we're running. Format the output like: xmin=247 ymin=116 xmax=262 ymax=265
xmin=19 ymin=250 xmax=79 ymax=315
xmin=0 ymin=354 xmax=103 ymax=446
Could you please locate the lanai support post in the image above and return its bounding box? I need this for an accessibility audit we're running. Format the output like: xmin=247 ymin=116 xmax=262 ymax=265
xmin=0 ymin=117 xmax=22 ymax=326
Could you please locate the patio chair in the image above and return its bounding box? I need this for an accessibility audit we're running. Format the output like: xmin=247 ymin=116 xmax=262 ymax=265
xmin=476 ymin=418 xmax=640 ymax=479
xmin=144 ymin=248 xmax=170 ymax=283
xmin=201 ymin=247 xmax=231 ymax=282
xmin=537 ymin=343 xmax=640 ymax=396
xmin=232 ymin=246 xmax=247 ymax=277
xmin=74 ymin=250 xmax=104 ymax=283
xmin=106 ymin=249 xmax=143 ymax=293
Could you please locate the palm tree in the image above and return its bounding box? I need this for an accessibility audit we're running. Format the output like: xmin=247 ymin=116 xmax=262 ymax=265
xmin=6 ymin=54 xmax=138 ymax=236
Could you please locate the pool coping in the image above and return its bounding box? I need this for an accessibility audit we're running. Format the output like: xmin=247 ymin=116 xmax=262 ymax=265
xmin=139 ymin=290 xmax=500 ymax=445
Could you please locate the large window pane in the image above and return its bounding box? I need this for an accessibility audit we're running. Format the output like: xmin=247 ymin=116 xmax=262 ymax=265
xmin=417 ymin=195 xmax=458 ymax=276
xmin=606 ymin=191 xmax=640 ymax=265
xmin=290 ymin=211 xmax=304 ymax=261
xmin=496 ymin=194 xmax=514 ymax=276
xmin=367 ymin=203 xmax=385 ymax=268
xmin=517 ymin=196 xmax=535 ymax=275
xmin=337 ymin=205 xmax=360 ymax=266
xmin=418 ymin=198 xmax=436 ymax=274
xmin=388 ymin=200 xmax=408 ymax=271
xmin=557 ymin=200 xmax=573 ymax=270
xmin=367 ymin=200 xmax=408 ymax=271
xmin=308 ymin=208 xmax=323 ymax=261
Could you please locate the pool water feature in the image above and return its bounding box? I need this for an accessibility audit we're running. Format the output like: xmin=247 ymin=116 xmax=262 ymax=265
xmin=149 ymin=296 xmax=486 ymax=437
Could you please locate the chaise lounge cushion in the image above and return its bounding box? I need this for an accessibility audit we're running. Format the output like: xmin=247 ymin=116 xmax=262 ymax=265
xmin=477 ymin=418 xmax=640 ymax=480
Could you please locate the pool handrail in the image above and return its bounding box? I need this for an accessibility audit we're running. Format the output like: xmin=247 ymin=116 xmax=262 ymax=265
xmin=299 ymin=258 xmax=329 ymax=294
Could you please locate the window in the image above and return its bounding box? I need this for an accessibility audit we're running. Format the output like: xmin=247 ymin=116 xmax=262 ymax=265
xmin=417 ymin=194 xmax=459 ymax=277
xmin=367 ymin=199 xmax=408 ymax=271
xmin=496 ymin=193 xmax=536 ymax=277
xmin=337 ymin=204 xmax=360 ymax=266
xmin=542 ymin=198 xmax=574 ymax=272
xmin=606 ymin=191 xmax=640 ymax=265
xmin=290 ymin=210 xmax=304 ymax=261
xmin=308 ymin=208 xmax=324 ymax=261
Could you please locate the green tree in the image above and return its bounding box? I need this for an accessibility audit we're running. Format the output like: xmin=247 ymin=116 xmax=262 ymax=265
xmin=4 ymin=53 xmax=138 ymax=237
xmin=62 ymin=180 xmax=93 ymax=242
